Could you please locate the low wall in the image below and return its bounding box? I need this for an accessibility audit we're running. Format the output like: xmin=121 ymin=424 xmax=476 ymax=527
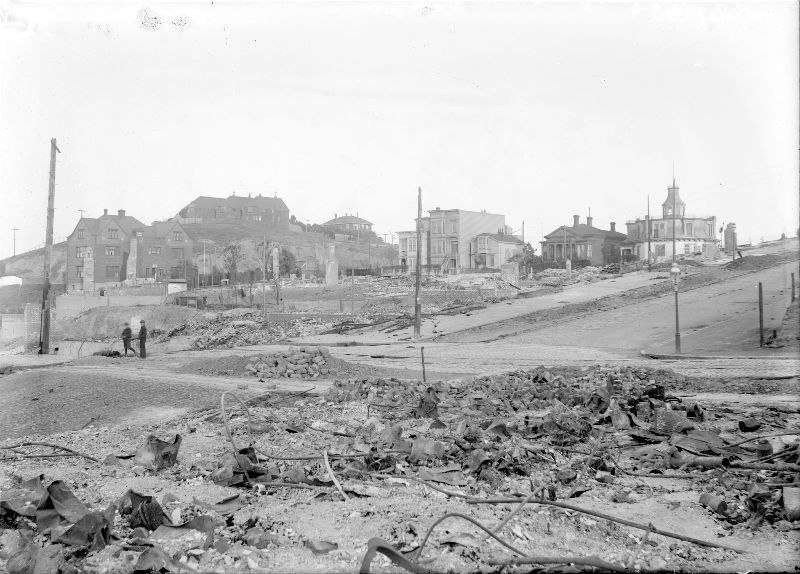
xmin=56 ymin=294 xmax=166 ymax=319
xmin=0 ymin=314 xmax=24 ymax=340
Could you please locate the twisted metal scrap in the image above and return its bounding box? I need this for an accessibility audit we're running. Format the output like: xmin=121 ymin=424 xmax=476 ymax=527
xmin=359 ymin=537 xmax=428 ymax=574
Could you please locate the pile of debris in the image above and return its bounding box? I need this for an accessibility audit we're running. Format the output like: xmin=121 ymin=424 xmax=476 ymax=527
xmin=161 ymin=310 xmax=335 ymax=349
xmin=1 ymin=363 xmax=798 ymax=573
xmin=245 ymin=347 xmax=332 ymax=379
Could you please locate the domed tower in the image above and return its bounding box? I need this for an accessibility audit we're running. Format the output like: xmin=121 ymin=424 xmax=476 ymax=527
xmin=662 ymin=178 xmax=685 ymax=218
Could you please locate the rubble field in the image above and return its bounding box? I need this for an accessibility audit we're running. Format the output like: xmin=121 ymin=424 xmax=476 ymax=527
xmin=1 ymin=364 xmax=798 ymax=573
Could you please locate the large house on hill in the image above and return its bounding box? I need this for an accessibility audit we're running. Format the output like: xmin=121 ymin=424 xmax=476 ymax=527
xmin=66 ymin=209 xmax=193 ymax=291
xmin=176 ymin=193 xmax=290 ymax=227
xmin=540 ymin=214 xmax=626 ymax=266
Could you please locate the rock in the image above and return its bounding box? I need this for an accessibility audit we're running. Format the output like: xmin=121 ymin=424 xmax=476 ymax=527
xmin=409 ymin=438 xmax=447 ymax=462
xmin=245 ymin=528 xmax=279 ymax=549
xmin=556 ymin=468 xmax=578 ymax=483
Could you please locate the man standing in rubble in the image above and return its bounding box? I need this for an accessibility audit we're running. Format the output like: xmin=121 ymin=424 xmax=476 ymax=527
xmin=138 ymin=319 xmax=147 ymax=359
xmin=121 ymin=322 xmax=136 ymax=356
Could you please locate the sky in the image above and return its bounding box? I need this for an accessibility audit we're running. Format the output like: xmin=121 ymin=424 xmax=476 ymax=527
xmin=1 ymin=1 xmax=797 ymax=261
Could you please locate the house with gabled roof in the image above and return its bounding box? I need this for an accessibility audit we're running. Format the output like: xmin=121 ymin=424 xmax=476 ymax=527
xmin=66 ymin=209 xmax=193 ymax=291
xmin=540 ymin=214 xmax=626 ymax=266
xmin=177 ymin=193 xmax=290 ymax=227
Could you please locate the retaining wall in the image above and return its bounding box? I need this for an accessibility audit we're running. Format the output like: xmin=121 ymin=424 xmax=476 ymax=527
xmin=56 ymin=294 xmax=166 ymax=319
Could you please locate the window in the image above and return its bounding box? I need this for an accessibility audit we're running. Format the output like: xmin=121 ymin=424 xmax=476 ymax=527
xmin=431 ymin=220 xmax=444 ymax=234
xmin=108 ymin=228 xmax=118 ymax=239
xmin=171 ymin=248 xmax=185 ymax=259
xmin=173 ymin=231 xmax=183 ymax=241
xmin=76 ymin=246 xmax=87 ymax=258
xmin=148 ymin=246 xmax=161 ymax=255
xmin=76 ymin=266 xmax=84 ymax=278
xmin=253 ymin=215 xmax=262 ymax=222
xmin=587 ymin=244 xmax=593 ymax=258
xmin=686 ymin=223 xmax=693 ymax=236
xmin=170 ymin=267 xmax=184 ymax=279
xmin=653 ymin=227 xmax=660 ymax=239
xmin=106 ymin=265 xmax=120 ymax=280
xmin=433 ymin=240 xmax=445 ymax=254
xmin=246 ymin=206 xmax=255 ymax=213
xmin=488 ymin=255 xmax=495 ymax=267
xmin=136 ymin=231 xmax=143 ymax=237
xmin=105 ymin=247 xmax=117 ymax=256
xmin=450 ymin=242 xmax=458 ymax=254
xmin=400 ymin=238 xmax=408 ymax=252
xmin=446 ymin=222 xmax=457 ymax=234
xmin=145 ymin=267 xmax=158 ymax=278
xmin=408 ymin=238 xmax=417 ymax=253
xmin=478 ymin=237 xmax=488 ymax=249
xmin=77 ymin=230 xmax=85 ymax=239
xmin=684 ymin=243 xmax=691 ymax=254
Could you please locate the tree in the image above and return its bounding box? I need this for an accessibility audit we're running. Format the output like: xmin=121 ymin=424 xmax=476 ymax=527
xmin=222 ymin=242 xmax=244 ymax=284
xmin=510 ymin=243 xmax=542 ymax=275
xmin=279 ymin=249 xmax=298 ymax=277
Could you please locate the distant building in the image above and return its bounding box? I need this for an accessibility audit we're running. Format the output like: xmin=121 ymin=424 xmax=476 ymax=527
xmin=621 ymin=179 xmax=718 ymax=263
xmin=176 ymin=193 xmax=290 ymax=227
xmin=541 ymin=214 xmax=626 ymax=266
xmin=398 ymin=208 xmax=510 ymax=273
xmin=469 ymin=233 xmax=526 ymax=269
xmin=66 ymin=209 xmax=194 ymax=291
xmin=323 ymin=214 xmax=373 ymax=238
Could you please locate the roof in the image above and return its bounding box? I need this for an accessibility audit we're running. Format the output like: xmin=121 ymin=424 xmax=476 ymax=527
xmin=543 ymin=224 xmax=626 ymax=241
xmin=475 ymin=233 xmax=526 ymax=245
xmin=184 ymin=195 xmax=289 ymax=212
xmin=73 ymin=214 xmax=146 ymax=237
xmin=323 ymin=215 xmax=373 ymax=226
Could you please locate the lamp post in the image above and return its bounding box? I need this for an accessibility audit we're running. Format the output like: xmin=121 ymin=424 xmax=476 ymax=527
xmin=671 ymin=262 xmax=681 ymax=353
xmin=671 ymin=182 xmax=681 ymax=353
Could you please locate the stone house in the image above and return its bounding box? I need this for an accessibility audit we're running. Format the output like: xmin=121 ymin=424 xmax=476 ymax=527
xmin=66 ymin=209 xmax=194 ymax=291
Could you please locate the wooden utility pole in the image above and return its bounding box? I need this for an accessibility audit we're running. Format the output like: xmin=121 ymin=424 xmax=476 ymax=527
xmin=521 ymin=220 xmax=525 ymax=243
xmin=758 ymin=282 xmax=764 ymax=347
xmin=12 ymin=228 xmax=19 ymax=256
xmin=39 ymin=138 xmax=60 ymax=354
xmin=646 ymin=195 xmax=651 ymax=271
xmin=414 ymin=187 xmax=422 ymax=338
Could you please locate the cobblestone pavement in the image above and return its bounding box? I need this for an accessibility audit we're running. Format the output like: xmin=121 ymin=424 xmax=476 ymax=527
xmin=321 ymin=341 xmax=800 ymax=381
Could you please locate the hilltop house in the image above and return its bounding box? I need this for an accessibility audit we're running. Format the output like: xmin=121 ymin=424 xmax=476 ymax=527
xmin=66 ymin=209 xmax=193 ymax=291
xmin=541 ymin=214 xmax=626 ymax=266
xmin=176 ymin=193 xmax=290 ymax=228
xmin=323 ymin=214 xmax=373 ymax=239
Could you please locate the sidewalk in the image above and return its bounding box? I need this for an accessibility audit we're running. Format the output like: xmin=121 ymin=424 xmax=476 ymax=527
xmin=0 ymin=353 xmax=74 ymax=370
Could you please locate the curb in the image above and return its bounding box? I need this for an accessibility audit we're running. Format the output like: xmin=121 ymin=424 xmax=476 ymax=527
xmin=639 ymin=350 xmax=799 ymax=361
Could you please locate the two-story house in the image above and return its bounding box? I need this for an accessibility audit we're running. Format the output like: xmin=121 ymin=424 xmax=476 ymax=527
xmin=621 ymin=179 xmax=718 ymax=262
xmin=469 ymin=232 xmax=526 ymax=269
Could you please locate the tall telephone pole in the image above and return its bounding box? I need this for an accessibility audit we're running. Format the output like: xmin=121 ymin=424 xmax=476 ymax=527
xmin=12 ymin=228 xmax=19 ymax=256
xmin=646 ymin=195 xmax=651 ymax=271
xmin=39 ymin=138 xmax=60 ymax=354
xmin=414 ymin=187 xmax=422 ymax=338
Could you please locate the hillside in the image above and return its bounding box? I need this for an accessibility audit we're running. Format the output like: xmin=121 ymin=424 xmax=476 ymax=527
xmin=0 ymin=242 xmax=67 ymax=284
xmin=182 ymin=222 xmax=396 ymax=271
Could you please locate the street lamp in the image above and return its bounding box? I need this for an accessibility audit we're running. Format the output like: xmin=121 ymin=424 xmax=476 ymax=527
xmin=671 ymin=262 xmax=681 ymax=353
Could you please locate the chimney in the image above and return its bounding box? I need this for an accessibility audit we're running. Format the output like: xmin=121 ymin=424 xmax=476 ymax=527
xmin=586 ymin=215 xmax=593 ymax=227
xmin=610 ymin=222 xmax=616 ymax=233
xmin=103 ymin=209 xmax=108 ymax=216
xmin=334 ymin=213 xmax=337 ymax=219
xmin=573 ymin=215 xmax=580 ymax=227
xmin=118 ymin=209 xmax=126 ymax=217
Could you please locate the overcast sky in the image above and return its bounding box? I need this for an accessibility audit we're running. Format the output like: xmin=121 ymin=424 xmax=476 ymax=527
xmin=1 ymin=1 xmax=797 ymax=260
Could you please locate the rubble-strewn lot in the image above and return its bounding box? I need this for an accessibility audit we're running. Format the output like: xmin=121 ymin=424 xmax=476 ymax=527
xmin=1 ymin=364 xmax=798 ymax=573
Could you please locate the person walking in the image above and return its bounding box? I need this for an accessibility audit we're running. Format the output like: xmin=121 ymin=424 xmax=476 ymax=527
xmin=138 ymin=320 xmax=148 ymax=359
xmin=121 ymin=322 xmax=136 ymax=356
